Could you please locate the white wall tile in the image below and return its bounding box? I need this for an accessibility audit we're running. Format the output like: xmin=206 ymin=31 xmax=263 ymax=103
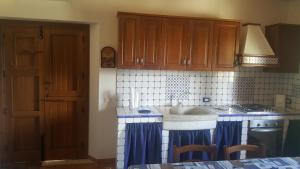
xmin=117 ymin=69 xmax=296 ymax=107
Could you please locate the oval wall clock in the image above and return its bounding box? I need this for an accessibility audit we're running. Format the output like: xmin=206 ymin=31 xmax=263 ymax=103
xmin=101 ymin=46 xmax=116 ymax=68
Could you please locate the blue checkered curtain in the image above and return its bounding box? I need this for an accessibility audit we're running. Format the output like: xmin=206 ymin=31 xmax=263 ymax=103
xmin=214 ymin=121 xmax=242 ymax=160
xmin=124 ymin=123 xmax=162 ymax=169
xmin=168 ymin=130 xmax=212 ymax=162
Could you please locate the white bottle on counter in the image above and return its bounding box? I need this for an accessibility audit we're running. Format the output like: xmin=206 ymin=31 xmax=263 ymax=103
xmin=130 ymin=87 xmax=140 ymax=109
xmin=135 ymin=89 xmax=140 ymax=109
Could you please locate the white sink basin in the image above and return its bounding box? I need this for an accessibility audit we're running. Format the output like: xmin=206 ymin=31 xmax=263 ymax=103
xmin=163 ymin=106 xmax=218 ymax=130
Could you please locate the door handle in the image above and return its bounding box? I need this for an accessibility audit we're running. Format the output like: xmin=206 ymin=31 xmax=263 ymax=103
xmin=182 ymin=59 xmax=187 ymax=65
xmin=250 ymin=128 xmax=282 ymax=133
xmin=140 ymin=58 xmax=144 ymax=64
xmin=41 ymin=98 xmax=66 ymax=102
xmin=136 ymin=58 xmax=140 ymax=64
xmin=44 ymin=81 xmax=52 ymax=85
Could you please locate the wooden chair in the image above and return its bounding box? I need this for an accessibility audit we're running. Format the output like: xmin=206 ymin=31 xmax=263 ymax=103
xmin=173 ymin=144 xmax=217 ymax=162
xmin=224 ymin=144 xmax=266 ymax=160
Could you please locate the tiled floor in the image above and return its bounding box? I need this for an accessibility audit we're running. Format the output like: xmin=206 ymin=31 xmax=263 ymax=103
xmin=41 ymin=163 xmax=103 ymax=169
xmin=40 ymin=160 xmax=115 ymax=169
xmin=1 ymin=159 xmax=115 ymax=169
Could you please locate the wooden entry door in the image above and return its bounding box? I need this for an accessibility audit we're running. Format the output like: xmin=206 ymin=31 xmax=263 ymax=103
xmin=1 ymin=21 xmax=43 ymax=163
xmin=1 ymin=21 xmax=89 ymax=163
xmin=43 ymin=24 xmax=89 ymax=160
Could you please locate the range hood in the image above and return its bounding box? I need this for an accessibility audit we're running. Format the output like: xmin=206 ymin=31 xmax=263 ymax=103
xmin=239 ymin=23 xmax=278 ymax=67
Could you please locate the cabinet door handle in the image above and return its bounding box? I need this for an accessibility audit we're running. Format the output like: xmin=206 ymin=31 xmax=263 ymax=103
xmin=136 ymin=58 xmax=140 ymax=64
xmin=140 ymin=58 xmax=144 ymax=64
xmin=182 ymin=59 xmax=187 ymax=65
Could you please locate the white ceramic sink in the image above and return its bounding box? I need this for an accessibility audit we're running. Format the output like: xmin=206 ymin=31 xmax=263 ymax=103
xmin=163 ymin=106 xmax=218 ymax=130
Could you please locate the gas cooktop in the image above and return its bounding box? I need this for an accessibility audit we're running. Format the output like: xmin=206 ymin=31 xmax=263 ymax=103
xmin=230 ymin=104 xmax=274 ymax=113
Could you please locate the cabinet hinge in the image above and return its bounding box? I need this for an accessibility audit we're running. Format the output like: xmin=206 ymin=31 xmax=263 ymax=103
xmin=234 ymin=55 xmax=240 ymax=66
xmin=39 ymin=26 xmax=44 ymax=39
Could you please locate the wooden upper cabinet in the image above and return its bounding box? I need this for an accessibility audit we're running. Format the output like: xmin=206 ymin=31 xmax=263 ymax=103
xmin=161 ymin=18 xmax=188 ymax=70
xmin=264 ymin=24 xmax=300 ymax=73
xmin=139 ymin=16 xmax=162 ymax=69
xmin=212 ymin=21 xmax=240 ymax=71
xmin=117 ymin=12 xmax=240 ymax=71
xmin=186 ymin=20 xmax=213 ymax=71
xmin=118 ymin=14 xmax=140 ymax=68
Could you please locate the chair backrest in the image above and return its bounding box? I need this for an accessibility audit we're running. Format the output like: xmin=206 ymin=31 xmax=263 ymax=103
xmin=173 ymin=144 xmax=217 ymax=162
xmin=224 ymin=144 xmax=266 ymax=160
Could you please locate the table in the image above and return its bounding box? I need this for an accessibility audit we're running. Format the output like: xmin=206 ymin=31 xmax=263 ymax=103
xmin=129 ymin=157 xmax=300 ymax=169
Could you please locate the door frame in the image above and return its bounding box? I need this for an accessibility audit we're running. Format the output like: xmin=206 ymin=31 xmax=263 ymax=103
xmin=0 ymin=20 xmax=8 ymax=166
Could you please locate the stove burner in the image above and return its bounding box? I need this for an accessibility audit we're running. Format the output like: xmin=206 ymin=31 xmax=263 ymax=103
xmin=231 ymin=104 xmax=273 ymax=113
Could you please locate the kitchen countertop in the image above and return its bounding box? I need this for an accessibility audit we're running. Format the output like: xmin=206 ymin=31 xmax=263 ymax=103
xmin=117 ymin=105 xmax=300 ymax=118
xmin=116 ymin=106 xmax=163 ymax=118
xmin=204 ymin=106 xmax=300 ymax=116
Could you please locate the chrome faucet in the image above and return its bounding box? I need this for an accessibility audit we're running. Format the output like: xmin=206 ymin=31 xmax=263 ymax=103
xmin=170 ymin=92 xmax=190 ymax=107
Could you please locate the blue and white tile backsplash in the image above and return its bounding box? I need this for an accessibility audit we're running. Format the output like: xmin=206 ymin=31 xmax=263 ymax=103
xmin=116 ymin=67 xmax=298 ymax=108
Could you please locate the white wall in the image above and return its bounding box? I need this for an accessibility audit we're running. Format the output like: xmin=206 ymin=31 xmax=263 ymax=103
xmin=287 ymin=0 xmax=300 ymax=24
xmin=0 ymin=0 xmax=292 ymax=159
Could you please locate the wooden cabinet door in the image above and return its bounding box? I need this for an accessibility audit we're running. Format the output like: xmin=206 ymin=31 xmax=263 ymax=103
xmin=265 ymin=24 xmax=300 ymax=73
xmin=161 ymin=18 xmax=188 ymax=70
xmin=212 ymin=21 xmax=239 ymax=71
xmin=44 ymin=24 xmax=89 ymax=160
xmin=276 ymin=25 xmax=300 ymax=73
xmin=2 ymin=22 xmax=42 ymax=163
xmin=186 ymin=20 xmax=213 ymax=71
xmin=118 ymin=15 xmax=140 ymax=68
xmin=139 ymin=16 xmax=162 ymax=69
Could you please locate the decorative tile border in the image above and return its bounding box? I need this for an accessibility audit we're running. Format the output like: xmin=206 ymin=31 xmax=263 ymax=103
xmin=117 ymin=114 xmax=163 ymax=118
